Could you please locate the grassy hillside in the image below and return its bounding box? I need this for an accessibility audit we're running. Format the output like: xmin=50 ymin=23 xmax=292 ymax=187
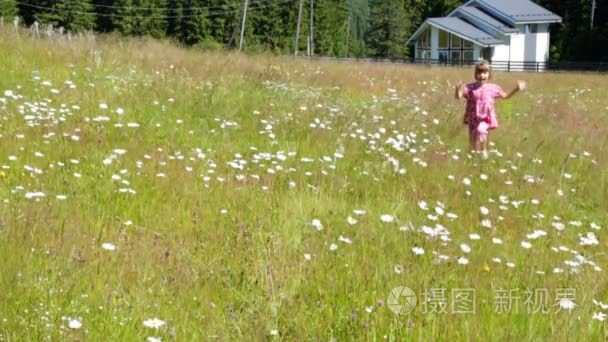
xmin=1 ymin=28 xmax=607 ymax=340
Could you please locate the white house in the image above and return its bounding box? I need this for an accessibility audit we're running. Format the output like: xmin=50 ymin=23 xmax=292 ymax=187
xmin=406 ymin=0 xmax=562 ymax=70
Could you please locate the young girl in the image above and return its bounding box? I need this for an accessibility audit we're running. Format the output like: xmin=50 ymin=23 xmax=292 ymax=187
xmin=455 ymin=60 xmax=526 ymax=158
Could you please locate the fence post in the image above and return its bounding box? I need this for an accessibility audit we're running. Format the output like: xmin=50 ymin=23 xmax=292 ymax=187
xmin=507 ymin=60 xmax=510 ymax=72
xmin=46 ymin=24 xmax=53 ymax=39
xmin=31 ymin=21 xmax=40 ymax=39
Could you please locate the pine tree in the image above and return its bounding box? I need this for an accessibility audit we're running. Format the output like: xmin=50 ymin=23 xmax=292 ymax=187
xmin=63 ymin=0 xmax=96 ymax=32
xmin=0 ymin=0 xmax=18 ymax=20
xmin=313 ymin=0 xmax=349 ymax=56
xmin=112 ymin=0 xmax=168 ymax=38
xmin=249 ymin=0 xmax=295 ymax=52
xmin=36 ymin=0 xmax=96 ymax=32
xmin=533 ymin=0 xmax=608 ymax=61
xmin=111 ymin=0 xmax=136 ymax=34
xmin=347 ymin=0 xmax=369 ymax=57
xmin=418 ymin=0 xmax=459 ymax=18
xmin=166 ymin=0 xmax=184 ymax=38
xmin=366 ymin=0 xmax=408 ymax=58
xmin=31 ymin=0 xmax=57 ymax=26
xmin=206 ymin=0 xmax=240 ymax=48
xmin=92 ymin=0 xmax=115 ymax=32
xmin=180 ymin=0 xmax=212 ymax=45
xmin=17 ymin=0 xmax=53 ymax=25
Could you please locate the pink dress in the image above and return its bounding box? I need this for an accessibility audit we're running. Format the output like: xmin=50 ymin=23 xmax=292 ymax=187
xmin=463 ymin=82 xmax=503 ymax=142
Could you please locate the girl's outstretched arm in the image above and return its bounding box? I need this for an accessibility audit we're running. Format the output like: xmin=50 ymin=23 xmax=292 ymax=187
xmin=500 ymin=80 xmax=527 ymax=99
xmin=455 ymin=81 xmax=465 ymax=99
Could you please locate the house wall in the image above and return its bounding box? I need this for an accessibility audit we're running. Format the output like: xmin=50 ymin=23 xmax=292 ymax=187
xmin=536 ymin=32 xmax=549 ymax=62
xmin=492 ymin=34 xmax=510 ymax=61
xmin=524 ymin=33 xmax=550 ymax=62
xmin=509 ymin=33 xmax=526 ymax=62
xmin=510 ymin=24 xmax=551 ymax=64
xmin=492 ymin=44 xmax=510 ymax=61
xmin=524 ymin=33 xmax=537 ymax=61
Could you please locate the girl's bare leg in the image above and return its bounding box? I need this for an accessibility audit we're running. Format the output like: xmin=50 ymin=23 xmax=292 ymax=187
xmin=474 ymin=138 xmax=482 ymax=152
xmin=469 ymin=132 xmax=477 ymax=152
xmin=481 ymin=137 xmax=489 ymax=158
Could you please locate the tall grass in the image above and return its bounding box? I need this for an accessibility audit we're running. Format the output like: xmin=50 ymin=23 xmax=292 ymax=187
xmin=0 ymin=27 xmax=607 ymax=340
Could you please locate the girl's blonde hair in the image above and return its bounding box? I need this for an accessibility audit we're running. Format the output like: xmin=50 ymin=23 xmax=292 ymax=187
xmin=475 ymin=60 xmax=491 ymax=78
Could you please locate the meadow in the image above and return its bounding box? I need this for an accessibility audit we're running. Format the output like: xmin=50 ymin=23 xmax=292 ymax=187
xmin=0 ymin=27 xmax=607 ymax=340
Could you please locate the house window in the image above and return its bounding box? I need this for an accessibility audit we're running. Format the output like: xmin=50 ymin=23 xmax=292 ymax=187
xmin=415 ymin=27 xmax=432 ymax=60
xmin=418 ymin=28 xmax=430 ymax=48
xmin=416 ymin=49 xmax=431 ymax=60
xmin=415 ymin=30 xmax=473 ymax=63
xmin=439 ymin=30 xmax=449 ymax=48
xmin=463 ymin=50 xmax=474 ymax=62
xmin=418 ymin=38 xmax=426 ymax=49
xmin=451 ymin=35 xmax=462 ymax=48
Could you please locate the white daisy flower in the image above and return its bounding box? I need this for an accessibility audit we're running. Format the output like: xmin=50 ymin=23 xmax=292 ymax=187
xmin=143 ymin=318 xmax=166 ymax=329
xmin=311 ymin=219 xmax=323 ymax=231
xmin=412 ymin=247 xmax=425 ymax=255
xmin=380 ymin=214 xmax=395 ymax=223
xmin=68 ymin=319 xmax=82 ymax=329
xmin=102 ymin=243 xmax=116 ymax=251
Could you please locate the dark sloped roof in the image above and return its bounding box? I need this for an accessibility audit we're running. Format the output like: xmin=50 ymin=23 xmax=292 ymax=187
xmin=406 ymin=0 xmax=561 ymax=47
xmin=455 ymin=5 xmax=519 ymax=34
xmin=427 ymin=17 xmax=506 ymax=46
xmin=477 ymin=0 xmax=562 ymax=23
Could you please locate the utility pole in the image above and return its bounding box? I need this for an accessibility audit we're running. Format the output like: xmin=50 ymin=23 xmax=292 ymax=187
xmin=295 ymin=0 xmax=304 ymax=56
xmin=345 ymin=0 xmax=352 ymax=57
xmin=309 ymin=0 xmax=314 ymax=56
xmin=345 ymin=15 xmax=350 ymax=57
xmin=239 ymin=0 xmax=249 ymax=51
xmin=591 ymin=0 xmax=596 ymax=30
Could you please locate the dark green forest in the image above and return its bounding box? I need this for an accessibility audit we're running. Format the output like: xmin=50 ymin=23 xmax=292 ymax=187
xmin=1 ymin=0 xmax=606 ymax=61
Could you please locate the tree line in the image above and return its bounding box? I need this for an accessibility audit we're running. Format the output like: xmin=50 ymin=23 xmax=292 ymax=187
xmin=1 ymin=0 xmax=606 ymax=61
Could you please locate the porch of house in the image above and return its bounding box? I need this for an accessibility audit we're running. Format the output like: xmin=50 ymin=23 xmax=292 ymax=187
xmin=412 ymin=26 xmax=490 ymax=64
xmin=411 ymin=26 xmax=548 ymax=71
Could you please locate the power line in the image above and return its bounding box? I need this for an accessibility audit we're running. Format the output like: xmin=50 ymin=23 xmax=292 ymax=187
xmin=39 ymin=0 xmax=262 ymax=12
xmin=14 ymin=0 xmax=294 ymax=20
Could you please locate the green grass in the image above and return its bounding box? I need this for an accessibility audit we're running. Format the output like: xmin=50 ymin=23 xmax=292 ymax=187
xmin=1 ymin=28 xmax=608 ymax=340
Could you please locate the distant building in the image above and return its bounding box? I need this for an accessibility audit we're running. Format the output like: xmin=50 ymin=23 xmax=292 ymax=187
xmin=406 ymin=0 xmax=562 ymax=70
